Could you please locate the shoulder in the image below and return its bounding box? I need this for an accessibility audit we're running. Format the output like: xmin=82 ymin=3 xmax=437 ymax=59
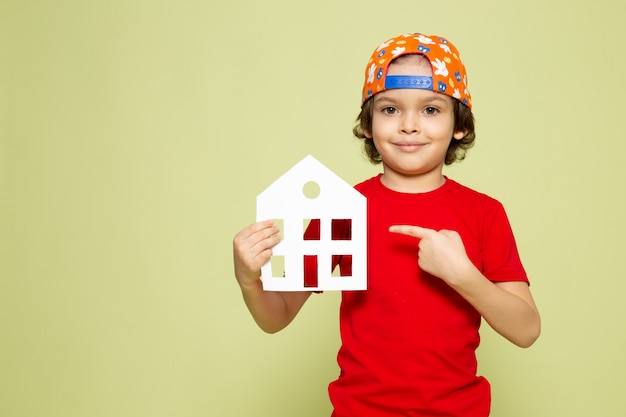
xmin=444 ymin=179 xmax=510 ymax=225
xmin=353 ymin=174 xmax=381 ymax=194
xmin=446 ymin=178 xmax=502 ymax=208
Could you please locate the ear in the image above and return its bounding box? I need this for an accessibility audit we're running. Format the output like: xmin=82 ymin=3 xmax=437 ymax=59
xmin=363 ymin=128 xmax=373 ymax=139
xmin=452 ymin=130 xmax=467 ymax=141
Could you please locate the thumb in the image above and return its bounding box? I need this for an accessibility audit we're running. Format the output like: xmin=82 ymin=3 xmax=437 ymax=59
xmin=389 ymin=225 xmax=435 ymax=239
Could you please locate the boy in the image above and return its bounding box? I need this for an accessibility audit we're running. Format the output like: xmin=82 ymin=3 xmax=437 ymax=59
xmin=233 ymin=33 xmax=540 ymax=416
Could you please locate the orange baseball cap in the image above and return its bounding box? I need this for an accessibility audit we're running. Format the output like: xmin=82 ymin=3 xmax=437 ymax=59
xmin=361 ymin=33 xmax=472 ymax=108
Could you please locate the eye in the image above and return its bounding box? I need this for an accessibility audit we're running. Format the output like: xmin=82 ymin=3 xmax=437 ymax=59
xmin=381 ymin=106 xmax=398 ymax=115
xmin=423 ymin=106 xmax=439 ymax=115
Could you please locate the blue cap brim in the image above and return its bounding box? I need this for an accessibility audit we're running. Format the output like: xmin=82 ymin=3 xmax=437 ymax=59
xmin=384 ymin=75 xmax=433 ymax=90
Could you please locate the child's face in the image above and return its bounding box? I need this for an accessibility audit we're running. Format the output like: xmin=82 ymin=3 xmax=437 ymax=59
xmin=368 ymin=56 xmax=466 ymax=191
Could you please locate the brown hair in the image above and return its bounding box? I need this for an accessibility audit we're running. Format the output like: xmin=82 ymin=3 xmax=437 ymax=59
xmin=353 ymin=97 xmax=475 ymax=165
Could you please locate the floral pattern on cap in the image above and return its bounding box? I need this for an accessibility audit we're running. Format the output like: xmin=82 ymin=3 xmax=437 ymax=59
xmin=361 ymin=33 xmax=472 ymax=108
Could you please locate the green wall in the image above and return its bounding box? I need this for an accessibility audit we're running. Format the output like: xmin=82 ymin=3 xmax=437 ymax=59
xmin=2 ymin=0 xmax=625 ymax=416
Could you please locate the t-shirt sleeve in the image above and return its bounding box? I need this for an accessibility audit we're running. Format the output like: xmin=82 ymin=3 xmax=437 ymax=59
xmin=480 ymin=201 xmax=529 ymax=284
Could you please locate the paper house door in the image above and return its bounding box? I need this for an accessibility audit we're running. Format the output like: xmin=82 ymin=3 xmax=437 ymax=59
xmin=256 ymin=155 xmax=367 ymax=291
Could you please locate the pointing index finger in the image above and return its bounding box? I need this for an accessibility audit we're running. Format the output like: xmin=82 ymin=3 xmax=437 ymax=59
xmin=389 ymin=225 xmax=435 ymax=239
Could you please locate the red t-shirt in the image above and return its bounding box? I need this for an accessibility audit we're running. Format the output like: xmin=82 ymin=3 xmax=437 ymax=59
xmin=326 ymin=175 xmax=528 ymax=417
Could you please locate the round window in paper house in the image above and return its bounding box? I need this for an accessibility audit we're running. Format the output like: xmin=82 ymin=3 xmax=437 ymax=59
xmin=302 ymin=180 xmax=321 ymax=199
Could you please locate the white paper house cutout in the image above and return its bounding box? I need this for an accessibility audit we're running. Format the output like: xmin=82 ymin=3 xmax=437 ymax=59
xmin=256 ymin=155 xmax=367 ymax=291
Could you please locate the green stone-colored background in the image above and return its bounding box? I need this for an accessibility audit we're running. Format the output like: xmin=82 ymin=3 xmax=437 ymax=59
xmin=2 ymin=1 xmax=625 ymax=415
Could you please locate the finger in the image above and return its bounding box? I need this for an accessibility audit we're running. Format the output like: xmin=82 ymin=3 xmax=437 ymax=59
xmin=249 ymin=219 xmax=277 ymax=237
xmin=252 ymin=223 xmax=280 ymax=241
xmin=236 ymin=220 xmax=277 ymax=242
xmin=235 ymin=234 xmax=277 ymax=270
xmin=256 ymin=219 xmax=275 ymax=228
xmin=388 ymin=225 xmax=435 ymax=239
xmin=439 ymin=229 xmax=459 ymax=238
xmin=251 ymin=232 xmax=281 ymax=255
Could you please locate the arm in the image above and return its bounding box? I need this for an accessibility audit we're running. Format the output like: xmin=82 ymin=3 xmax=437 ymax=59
xmin=447 ymin=269 xmax=540 ymax=348
xmin=233 ymin=220 xmax=312 ymax=333
xmin=389 ymin=225 xmax=541 ymax=348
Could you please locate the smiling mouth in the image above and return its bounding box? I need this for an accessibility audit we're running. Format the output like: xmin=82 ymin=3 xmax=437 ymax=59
xmin=394 ymin=143 xmax=426 ymax=152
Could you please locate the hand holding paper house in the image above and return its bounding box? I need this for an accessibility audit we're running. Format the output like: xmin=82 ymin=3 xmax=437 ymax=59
xmin=256 ymin=155 xmax=367 ymax=291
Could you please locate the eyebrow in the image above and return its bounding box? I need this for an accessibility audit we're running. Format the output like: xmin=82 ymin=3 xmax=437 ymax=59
xmin=374 ymin=96 xmax=398 ymax=105
xmin=375 ymin=93 xmax=451 ymax=106
xmin=416 ymin=94 xmax=451 ymax=106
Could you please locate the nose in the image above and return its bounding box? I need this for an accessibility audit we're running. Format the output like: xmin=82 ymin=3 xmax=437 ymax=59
xmin=400 ymin=111 xmax=420 ymax=134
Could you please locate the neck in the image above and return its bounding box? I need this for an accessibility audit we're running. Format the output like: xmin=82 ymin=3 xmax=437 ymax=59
xmin=380 ymin=171 xmax=446 ymax=193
